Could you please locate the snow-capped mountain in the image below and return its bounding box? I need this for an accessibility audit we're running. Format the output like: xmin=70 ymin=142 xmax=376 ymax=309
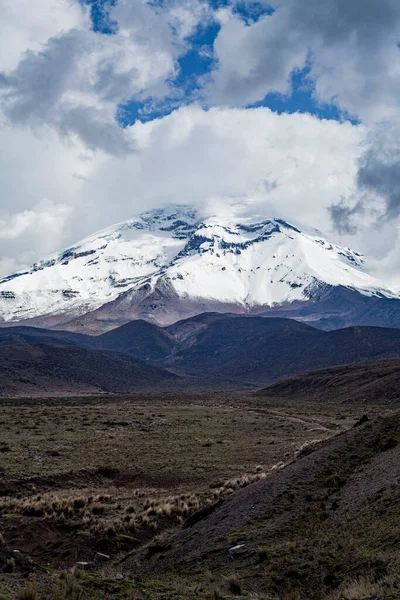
xmin=0 ymin=204 xmax=398 ymax=332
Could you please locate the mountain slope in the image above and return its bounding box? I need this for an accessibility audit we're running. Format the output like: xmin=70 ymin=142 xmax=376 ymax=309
xmin=96 ymin=320 xmax=175 ymax=360
xmin=164 ymin=314 xmax=400 ymax=382
xmin=0 ymin=343 xmax=177 ymax=396
xmin=0 ymin=204 xmax=397 ymax=333
xmin=257 ymin=357 xmax=400 ymax=402
xmin=136 ymin=412 xmax=400 ymax=599
xmin=0 ymin=325 xmax=91 ymax=348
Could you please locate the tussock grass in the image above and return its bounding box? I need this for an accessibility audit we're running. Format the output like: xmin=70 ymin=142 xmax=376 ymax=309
xmin=18 ymin=584 xmax=38 ymax=600
xmin=226 ymin=574 xmax=242 ymax=595
xmin=0 ymin=466 xmax=270 ymax=537
xmin=324 ymin=575 xmax=400 ymax=599
xmin=4 ymin=557 xmax=15 ymax=573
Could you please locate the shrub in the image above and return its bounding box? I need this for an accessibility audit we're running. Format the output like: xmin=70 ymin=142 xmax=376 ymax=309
xmin=73 ymin=497 xmax=86 ymax=511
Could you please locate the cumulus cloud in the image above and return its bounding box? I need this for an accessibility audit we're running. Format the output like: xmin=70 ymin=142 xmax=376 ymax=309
xmin=328 ymin=119 xmax=400 ymax=237
xmin=206 ymin=0 xmax=400 ymax=122
xmin=0 ymin=198 xmax=72 ymax=242
xmin=0 ymin=199 xmax=73 ymax=275
xmin=79 ymin=105 xmax=364 ymax=243
xmin=0 ymin=0 xmax=88 ymax=73
xmin=328 ymin=199 xmax=363 ymax=235
xmin=0 ymin=0 xmax=212 ymax=154
xmin=357 ymin=120 xmax=400 ymax=218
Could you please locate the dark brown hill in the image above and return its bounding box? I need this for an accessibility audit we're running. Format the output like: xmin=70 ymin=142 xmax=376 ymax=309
xmin=2 ymin=315 xmax=400 ymax=388
xmin=0 ymin=343 xmax=177 ymax=396
xmin=165 ymin=314 xmax=400 ymax=383
xmin=0 ymin=325 xmax=91 ymax=348
xmin=257 ymin=358 xmax=400 ymax=403
xmin=95 ymin=319 xmax=175 ymax=360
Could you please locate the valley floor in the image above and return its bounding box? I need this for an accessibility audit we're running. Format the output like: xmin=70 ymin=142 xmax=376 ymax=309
xmin=0 ymin=392 xmax=395 ymax=599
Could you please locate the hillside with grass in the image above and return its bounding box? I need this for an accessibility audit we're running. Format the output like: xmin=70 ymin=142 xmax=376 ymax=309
xmin=134 ymin=410 xmax=400 ymax=599
xmin=257 ymin=357 xmax=400 ymax=403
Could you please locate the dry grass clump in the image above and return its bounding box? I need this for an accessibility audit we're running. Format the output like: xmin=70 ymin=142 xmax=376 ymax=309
xmin=257 ymin=546 xmax=268 ymax=562
xmin=18 ymin=583 xmax=38 ymax=600
xmin=95 ymin=492 xmax=203 ymax=536
xmin=142 ymin=492 xmax=200 ymax=518
xmin=295 ymin=438 xmax=323 ymax=458
xmin=0 ymin=485 xmax=206 ymax=537
xmin=0 ymin=465 xmax=273 ymax=539
xmin=17 ymin=573 xmax=86 ymax=600
xmin=324 ymin=575 xmax=398 ymax=599
xmin=226 ymin=574 xmax=242 ymax=595
xmin=4 ymin=557 xmax=15 ymax=572
xmin=210 ymin=469 xmax=267 ymax=501
xmin=0 ymin=492 xmax=94 ymax=521
xmin=52 ymin=572 xmax=82 ymax=600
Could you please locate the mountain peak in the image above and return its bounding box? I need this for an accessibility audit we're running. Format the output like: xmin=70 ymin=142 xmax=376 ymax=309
xmin=138 ymin=204 xmax=198 ymax=224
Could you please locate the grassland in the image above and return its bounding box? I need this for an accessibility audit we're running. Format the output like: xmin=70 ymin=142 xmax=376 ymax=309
xmin=0 ymin=392 xmax=385 ymax=599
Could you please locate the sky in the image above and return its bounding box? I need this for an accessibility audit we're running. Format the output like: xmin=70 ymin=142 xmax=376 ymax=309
xmin=0 ymin=0 xmax=400 ymax=282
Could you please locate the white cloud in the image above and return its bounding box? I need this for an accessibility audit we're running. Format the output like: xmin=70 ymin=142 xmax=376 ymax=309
xmin=0 ymin=0 xmax=213 ymax=154
xmin=0 ymin=198 xmax=72 ymax=242
xmin=0 ymin=198 xmax=73 ymax=275
xmin=206 ymin=8 xmax=306 ymax=106
xmin=80 ymin=105 xmax=365 ymax=244
xmin=0 ymin=105 xmax=367 ymax=275
xmin=206 ymin=0 xmax=400 ymax=123
xmin=0 ymin=0 xmax=88 ymax=73
xmin=0 ymin=0 xmax=400 ymax=284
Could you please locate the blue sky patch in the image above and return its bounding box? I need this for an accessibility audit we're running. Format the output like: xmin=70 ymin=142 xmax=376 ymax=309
xmin=174 ymin=21 xmax=219 ymax=88
xmin=249 ymin=68 xmax=359 ymax=124
xmin=82 ymin=0 xmax=117 ymax=34
xmin=233 ymin=2 xmax=274 ymax=24
xmin=117 ymin=98 xmax=180 ymax=126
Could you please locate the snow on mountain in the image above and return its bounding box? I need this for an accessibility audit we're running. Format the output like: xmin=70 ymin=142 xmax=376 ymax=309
xmin=0 ymin=204 xmax=396 ymax=330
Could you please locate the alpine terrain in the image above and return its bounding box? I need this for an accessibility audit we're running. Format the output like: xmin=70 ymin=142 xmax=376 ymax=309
xmin=0 ymin=204 xmax=399 ymax=333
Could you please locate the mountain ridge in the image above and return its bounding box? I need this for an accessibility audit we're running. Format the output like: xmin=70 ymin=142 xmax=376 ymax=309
xmin=1 ymin=314 xmax=400 ymax=388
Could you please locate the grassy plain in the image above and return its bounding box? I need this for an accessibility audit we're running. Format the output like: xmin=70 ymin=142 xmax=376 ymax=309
xmin=0 ymin=392 xmax=384 ymax=599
